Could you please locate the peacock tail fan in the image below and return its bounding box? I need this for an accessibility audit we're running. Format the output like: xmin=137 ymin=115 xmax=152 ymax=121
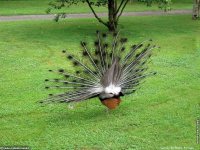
xmin=40 ymin=31 xmax=157 ymax=105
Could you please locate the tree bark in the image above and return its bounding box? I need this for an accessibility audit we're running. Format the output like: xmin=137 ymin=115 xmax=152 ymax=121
xmin=108 ymin=0 xmax=117 ymax=32
xmin=192 ymin=0 xmax=200 ymax=19
xmin=86 ymin=0 xmax=109 ymax=27
xmin=86 ymin=0 xmax=129 ymax=32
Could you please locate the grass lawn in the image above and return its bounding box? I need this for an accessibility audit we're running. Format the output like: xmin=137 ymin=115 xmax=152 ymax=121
xmin=0 ymin=0 xmax=193 ymax=16
xmin=0 ymin=15 xmax=200 ymax=149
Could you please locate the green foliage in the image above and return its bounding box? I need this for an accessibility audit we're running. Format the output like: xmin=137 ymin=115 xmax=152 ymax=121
xmin=47 ymin=0 xmax=108 ymax=22
xmin=0 ymin=0 xmax=192 ymax=16
xmin=47 ymin=0 xmax=172 ymax=13
xmin=47 ymin=0 xmax=107 ymax=14
xmin=138 ymin=0 xmax=172 ymax=11
xmin=47 ymin=0 xmax=173 ymax=26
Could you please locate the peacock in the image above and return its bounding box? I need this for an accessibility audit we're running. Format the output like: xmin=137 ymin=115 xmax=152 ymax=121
xmin=40 ymin=31 xmax=157 ymax=109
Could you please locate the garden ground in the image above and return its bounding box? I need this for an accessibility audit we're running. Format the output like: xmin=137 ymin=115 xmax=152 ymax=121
xmin=0 ymin=14 xmax=200 ymax=149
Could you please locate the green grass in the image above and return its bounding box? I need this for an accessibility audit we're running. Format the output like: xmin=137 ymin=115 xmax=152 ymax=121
xmin=0 ymin=0 xmax=193 ymax=16
xmin=0 ymin=15 xmax=200 ymax=149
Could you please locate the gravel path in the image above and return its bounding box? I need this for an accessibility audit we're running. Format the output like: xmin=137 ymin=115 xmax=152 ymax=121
xmin=0 ymin=10 xmax=192 ymax=22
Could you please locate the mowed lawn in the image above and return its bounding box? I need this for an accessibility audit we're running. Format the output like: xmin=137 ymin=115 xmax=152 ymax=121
xmin=0 ymin=0 xmax=193 ymax=16
xmin=0 ymin=15 xmax=200 ymax=149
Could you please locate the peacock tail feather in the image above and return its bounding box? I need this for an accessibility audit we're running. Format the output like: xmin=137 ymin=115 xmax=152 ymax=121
xmin=40 ymin=31 xmax=157 ymax=104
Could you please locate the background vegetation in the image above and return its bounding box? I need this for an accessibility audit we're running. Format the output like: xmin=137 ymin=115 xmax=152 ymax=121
xmin=0 ymin=0 xmax=193 ymax=16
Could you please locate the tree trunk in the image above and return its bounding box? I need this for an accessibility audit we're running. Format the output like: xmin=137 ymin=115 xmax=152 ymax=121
xmin=108 ymin=0 xmax=118 ymax=32
xmin=192 ymin=0 xmax=200 ymax=19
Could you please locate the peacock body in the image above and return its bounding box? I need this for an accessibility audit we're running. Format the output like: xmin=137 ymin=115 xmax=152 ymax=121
xmin=41 ymin=31 xmax=157 ymax=109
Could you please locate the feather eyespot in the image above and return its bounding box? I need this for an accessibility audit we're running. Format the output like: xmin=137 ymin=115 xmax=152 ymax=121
xmin=94 ymin=41 xmax=99 ymax=46
xmin=81 ymin=41 xmax=87 ymax=46
xmin=93 ymin=71 xmax=98 ymax=75
xmin=94 ymin=59 xmax=99 ymax=64
xmin=113 ymin=32 xmax=117 ymax=37
xmin=121 ymin=47 xmax=125 ymax=51
xmin=67 ymin=55 xmax=73 ymax=60
xmin=120 ymin=38 xmax=128 ymax=43
xmin=103 ymin=43 xmax=108 ymax=48
xmin=102 ymin=33 xmax=107 ymax=38
xmin=73 ymin=61 xmax=79 ymax=66
xmin=82 ymin=51 xmax=88 ymax=56
xmin=131 ymin=45 xmax=137 ymax=49
xmin=65 ymin=75 xmax=70 ymax=78
xmin=58 ymin=69 xmax=64 ymax=73
xmin=102 ymin=52 xmax=106 ymax=57
xmin=138 ymin=44 xmax=143 ymax=49
xmin=135 ymin=53 xmax=140 ymax=58
xmin=76 ymin=71 xmax=80 ymax=74
xmin=135 ymin=69 xmax=140 ymax=72
xmin=95 ymin=50 xmax=99 ymax=55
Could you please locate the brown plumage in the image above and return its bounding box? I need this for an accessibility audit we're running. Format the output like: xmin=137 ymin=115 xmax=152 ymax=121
xmin=101 ymin=98 xmax=121 ymax=109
